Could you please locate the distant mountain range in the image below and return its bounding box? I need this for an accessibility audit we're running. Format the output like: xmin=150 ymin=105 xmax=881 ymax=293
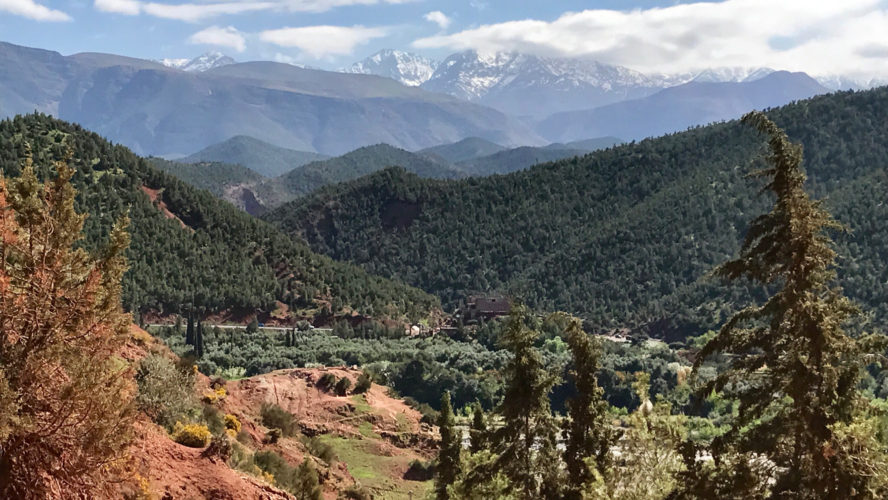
xmin=157 ymin=51 xmax=236 ymax=72
xmin=346 ymin=50 xmax=787 ymax=118
xmin=0 ymin=40 xmax=860 ymax=165
xmin=538 ymin=71 xmax=828 ymax=142
xmin=344 ymin=49 xmax=438 ymax=87
xmin=155 ymin=134 xmax=622 ymax=214
xmin=421 ymin=51 xmax=666 ymax=118
xmin=0 ymin=41 xmax=542 ymax=157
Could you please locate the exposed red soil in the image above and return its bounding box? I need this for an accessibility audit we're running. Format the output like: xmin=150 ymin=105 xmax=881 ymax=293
xmin=119 ymin=328 xmax=437 ymax=499
xmin=140 ymin=186 xmax=189 ymax=230
xmin=125 ymin=419 xmax=294 ymax=500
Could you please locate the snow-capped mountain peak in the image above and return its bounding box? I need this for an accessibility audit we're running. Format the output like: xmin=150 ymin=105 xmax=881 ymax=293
xmin=158 ymin=58 xmax=189 ymax=70
xmin=421 ymin=50 xmax=658 ymax=103
xmin=157 ymin=52 xmax=235 ymax=72
xmin=344 ymin=49 xmax=439 ymax=86
xmin=692 ymin=67 xmax=776 ymax=83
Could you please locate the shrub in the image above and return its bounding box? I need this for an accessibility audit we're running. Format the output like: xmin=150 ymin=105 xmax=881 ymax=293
xmin=304 ymin=436 xmax=337 ymax=464
xmin=202 ymin=386 xmax=227 ymax=405
xmin=265 ymin=428 xmax=282 ymax=444
xmin=203 ymin=432 xmax=232 ymax=462
xmin=172 ymin=422 xmax=212 ymax=448
xmin=353 ymin=373 xmax=372 ymax=394
xmin=255 ymin=451 xmax=302 ymax=493
xmin=404 ymin=459 xmax=435 ymax=481
xmin=237 ymin=429 xmax=253 ymax=445
xmin=230 ymin=441 xmax=259 ymax=475
xmin=334 ymin=377 xmax=352 ymax=396
xmin=224 ymin=414 xmax=242 ymax=433
xmin=404 ymin=397 xmax=439 ymax=425
xmin=317 ymin=373 xmax=338 ymax=392
xmin=339 ymin=485 xmax=372 ymax=500
xmin=202 ymin=404 xmax=225 ymax=434
xmin=221 ymin=366 xmax=247 ymax=380
xmin=260 ymin=403 xmax=298 ymax=437
xmin=136 ymin=354 xmax=197 ymax=429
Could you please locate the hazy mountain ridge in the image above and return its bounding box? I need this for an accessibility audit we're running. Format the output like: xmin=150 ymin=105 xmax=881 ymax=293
xmin=180 ymin=135 xmax=329 ymax=177
xmin=538 ymin=71 xmax=829 ymax=142
xmin=0 ymin=41 xmax=543 ymax=158
xmin=156 ymin=133 xmax=619 ymax=213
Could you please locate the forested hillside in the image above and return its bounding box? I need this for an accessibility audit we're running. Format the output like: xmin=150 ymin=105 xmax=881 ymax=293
xmin=180 ymin=135 xmax=328 ymax=177
xmin=455 ymin=145 xmax=593 ymax=176
xmin=265 ymin=88 xmax=888 ymax=339
xmin=161 ymin=140 xmax=622 ymax=213
xmin=150 ymin=158 xmax=264 ymax=197
xmin=250 ymin=143 xmax=465 ymax=208
xmin=0 ymin=114 xmax=439 ymax=322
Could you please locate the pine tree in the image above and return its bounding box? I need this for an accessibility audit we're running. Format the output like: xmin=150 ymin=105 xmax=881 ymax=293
xmin=435 ymin=391 xmax=461 ymax=500
xmin=195 ymin=318 xmax=204 ymax=358
xmin=294 ymin=459 xmax=322 ymax=500
xmin=469 ymin=401 xmax=487 ymax=453
xmin=185 ymin=312 xmax=195 ymax=346
xmin=492 ymin=304 xmax=562 ymax=500
xmin=692 ymin=111 xmax=888 ymax=497
xmin=559 ymin=314 xmax=617 ymax=499
xmin=0 ymin=156 xmax=136 ymax=497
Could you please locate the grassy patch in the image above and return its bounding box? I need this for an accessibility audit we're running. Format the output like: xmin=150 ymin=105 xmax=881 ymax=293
xmin=351 ymin=394 xmax=373 ymax=414
xmin=395 ymin=413 xmax=410 ymax=433
xmin=317 ymin=435 xmax=431 ymax=500
xmin=357 ymin=421 xmax=379 ymax=439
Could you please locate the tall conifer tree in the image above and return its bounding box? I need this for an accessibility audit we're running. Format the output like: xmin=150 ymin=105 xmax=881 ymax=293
xmin=469 ymin=401 xmax=487 ymax=454
xmin=185 ymin=312 xmax=195 ymax=347
xmin=692 ymin=111 xmax=888 ymax=497
xmin=559 ymin=314 xmax=616 ymax=499
xmin=435 ymin=391 xmax=461 ymax=500
xmin=493 ymin=305 xmax=561 ymax=500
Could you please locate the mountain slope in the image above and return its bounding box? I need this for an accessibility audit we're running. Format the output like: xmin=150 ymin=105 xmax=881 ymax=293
xmin=0 ymin=113 xmax=439 ymax=323
xmin=538 ymin=71 xmax=829 ymax=142
xmin=418 ymin=137 xmax=506 ymax=163
xmin=545 ymin=137 xmax=624 ymax=151
xmin=180 ymin=135 xmax=329 ymax=177
xmin=150 ymin=158 xmax=263 ymax=196
xmin=0 ymin=42 xmax=73 ymax=116
xmin=0 ymin=41 xmax=543 ymax=158
xmin=455 ymin=145 xmax=593 ymax=176
xmin=252 ymin=144 xmax=464 ymax=208
xmin=263 ymin=88 xmax=888 ymax=339
xmin=345 ymin=49 xmax=438 ymax=86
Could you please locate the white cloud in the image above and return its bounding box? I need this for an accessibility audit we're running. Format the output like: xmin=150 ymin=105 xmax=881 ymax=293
xmin=189 ymin=25 xmax=246 ymax=52
xmin=260 ymin=25 xmax=387 ymax=58
xmin=279 ymin=0 xmax=415 ymax=13
xmin=0 ymin=0 xmax=71 ymax=21
xmin=94 ymin=0 xmax=140 ymax=15
xmin=412 ymin=0 xmax=888 ymax=79
xmin=94 ymin=0 xmax=415 ymax=19
xmin=143 ymin=2 xmax=275 ymax=22
xmin=424 ymin=10 xmax=450 ymax=30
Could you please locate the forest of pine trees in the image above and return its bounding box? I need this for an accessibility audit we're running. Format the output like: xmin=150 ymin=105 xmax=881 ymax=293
xmin=267 ymin=88 xmax=888 ymax=340
xmin=0 ymin=114 xmax=440 ymax=323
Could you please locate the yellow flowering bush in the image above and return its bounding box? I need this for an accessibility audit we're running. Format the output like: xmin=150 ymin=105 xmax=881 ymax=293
xmin=224 ymin=414 xmax=241 ymax=433
xmin=171 ymin=422 xmax=212 ymax=448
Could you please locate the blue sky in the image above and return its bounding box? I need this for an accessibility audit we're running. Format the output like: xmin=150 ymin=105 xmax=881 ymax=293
xmin=2 ymin=0 xmax=888 ymax=79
